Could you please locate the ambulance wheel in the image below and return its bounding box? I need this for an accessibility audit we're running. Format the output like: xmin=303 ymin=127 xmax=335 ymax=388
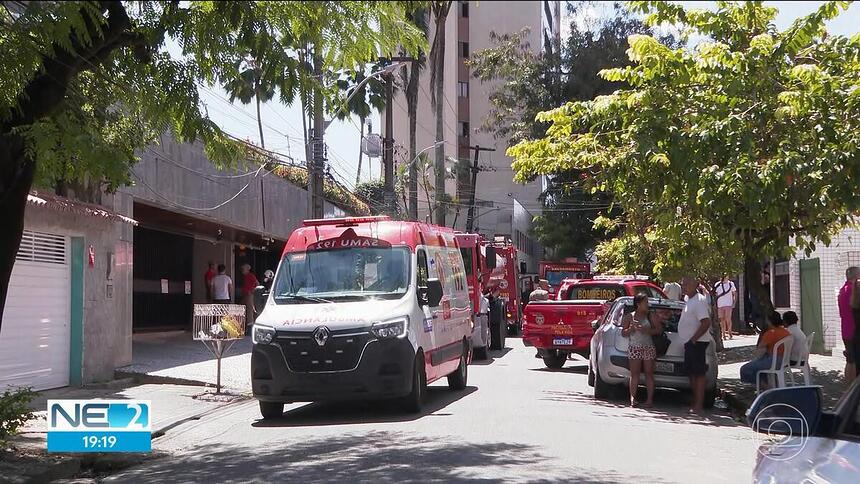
xmin=403 ymin=351 xmax=426 ymax=413
xmin=542 ymin=350 xmax=567 ymax=369
xmin=447 ymin=343 xmax=468 ymax=390
xmin=259 ymin=401 xmax=283 ymax=419
xmin=474 ymin=345 xmax=489 ymax=360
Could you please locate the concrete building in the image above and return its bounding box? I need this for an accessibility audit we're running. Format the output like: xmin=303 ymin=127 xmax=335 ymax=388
xmin=386 ymin=0 xmax=560 ymax=273
xmin=1 ymin=136 xmax=357 ymax=391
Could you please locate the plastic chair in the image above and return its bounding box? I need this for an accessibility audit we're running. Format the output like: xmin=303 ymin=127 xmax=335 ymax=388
xmin=756 ymin=336 xmax=794 ymax=394
xmin=787 ymin=331 xmax=815 ymax=386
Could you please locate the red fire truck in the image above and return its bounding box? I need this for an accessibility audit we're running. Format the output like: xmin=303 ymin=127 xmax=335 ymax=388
xmin=539 ymin=259 xmax=592 ymax=299
xmin=455 ymin=234 xmax=523 ymax=357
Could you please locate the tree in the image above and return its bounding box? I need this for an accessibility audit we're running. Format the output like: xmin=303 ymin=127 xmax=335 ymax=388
xmin=468 ymin=4 xmax=663 ymax=258
xmin=429 ymin=1 xmax=451 ymax=225
xmin=0 ymin=1 xmax=425 ymax=333
xmin=223 ymin=58 xmax=275 ymax=148
xmin=509 ymin=1 xmax=860 ymax=319
xmin=401 ymin=7 xmax=429 ymax=221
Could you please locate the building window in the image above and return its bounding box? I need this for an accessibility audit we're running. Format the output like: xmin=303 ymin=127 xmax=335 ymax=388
xmin=459 ymin=41 xmax=469 ymax=58
xmin=458 ymin=121 xmax=470 ymax=138
xmin=460 ymin=1 xmax=469 ymax=18
xmin=773 ymin=258 xmax=791 ymax=308
xmin=457 ymin=81 xmax=469 ymax=98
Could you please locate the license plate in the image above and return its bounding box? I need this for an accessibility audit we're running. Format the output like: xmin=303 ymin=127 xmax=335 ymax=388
xmin=553 ymin=338 xmax=573 ymax=346
xmin=655 ymin=361 xmax=674 ymax=373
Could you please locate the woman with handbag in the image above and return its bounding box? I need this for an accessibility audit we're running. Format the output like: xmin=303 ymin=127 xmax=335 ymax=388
xmin=621 ymin=293 xmax=664 ymax=407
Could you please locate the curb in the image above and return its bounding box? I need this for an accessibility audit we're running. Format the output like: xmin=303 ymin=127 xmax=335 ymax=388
xmin=114 ymin=370 xmax=212 ymax=388
xmin=151 ymin=394 xmax=252 ymax=439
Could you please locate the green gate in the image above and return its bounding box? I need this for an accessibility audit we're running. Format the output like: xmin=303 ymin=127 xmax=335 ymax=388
xmin=799 ymin=258 xmax=826 ymax=354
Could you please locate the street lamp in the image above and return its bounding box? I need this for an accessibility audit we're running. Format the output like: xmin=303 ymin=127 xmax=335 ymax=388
xmin=402 ymin=141 xmax=445 ymax=168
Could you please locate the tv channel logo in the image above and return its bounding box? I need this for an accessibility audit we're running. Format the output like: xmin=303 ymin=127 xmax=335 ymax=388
xmin=751 ymin=402 xmax=810 ymax=462
xmin=47 ymin=400 xmax=151 ymax=453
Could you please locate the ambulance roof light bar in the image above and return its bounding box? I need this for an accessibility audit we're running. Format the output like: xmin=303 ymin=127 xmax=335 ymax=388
xmin=302 ymin=216 xmax=391 ymax=227
xmin=592 ymin=275 xmax=650 ymax=281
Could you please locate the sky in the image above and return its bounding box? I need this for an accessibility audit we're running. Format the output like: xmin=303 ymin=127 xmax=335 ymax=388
xmin=198 ymin=2 xmax=860 ymax=192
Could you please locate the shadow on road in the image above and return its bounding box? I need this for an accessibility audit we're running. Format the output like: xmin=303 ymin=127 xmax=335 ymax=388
xmin=109 ymin=430 xmax=663 ymax=483
xmin=251 ymin=386 xmax=478 ymax=428
xmin=540 ymin=389 xmax=741 ymax=428
xmin=529 ymin=362 xmax=588 ymax=375
xmin=470 ymin=347 xmax=513 ymax=366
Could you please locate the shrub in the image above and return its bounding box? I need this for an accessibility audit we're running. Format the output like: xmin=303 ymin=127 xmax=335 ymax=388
xmin=0 ymin=387 xmax=37 ymax=448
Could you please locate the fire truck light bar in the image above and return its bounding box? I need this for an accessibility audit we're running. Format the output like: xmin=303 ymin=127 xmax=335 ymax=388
xmin=303 ymin=216 xmax=392 ymax=227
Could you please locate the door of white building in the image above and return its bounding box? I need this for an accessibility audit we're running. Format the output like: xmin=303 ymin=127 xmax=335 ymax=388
xmin=0 ymin=230 xmax=71 ymax=391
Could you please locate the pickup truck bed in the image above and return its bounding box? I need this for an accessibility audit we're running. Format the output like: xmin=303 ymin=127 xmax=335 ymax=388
xmin=522 ymin=299 xmax=607 ymax=369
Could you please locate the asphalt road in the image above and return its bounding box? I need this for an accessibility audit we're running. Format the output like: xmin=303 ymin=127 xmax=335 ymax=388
xmin=107 ymin=338 xmax=758 ymax=483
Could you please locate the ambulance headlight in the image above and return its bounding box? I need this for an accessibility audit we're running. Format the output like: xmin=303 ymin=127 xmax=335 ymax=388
xmin=372 ymin=317 xmax=409 ymax=339
xmin=253 ymin=325 xmax=275 ymax=345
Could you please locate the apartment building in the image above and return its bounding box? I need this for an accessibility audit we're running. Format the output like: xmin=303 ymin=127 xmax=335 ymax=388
xmin=387 ymin=0 xmax=561 ymax=273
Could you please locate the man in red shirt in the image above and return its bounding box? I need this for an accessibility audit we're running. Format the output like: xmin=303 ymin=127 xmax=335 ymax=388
xmin=839 ymin=266 xmax=860 ymax=384
xmin=241 ymin=263 xmax=260 ymax=327
xmin=204 ymin=262 xmax=216 ymax=302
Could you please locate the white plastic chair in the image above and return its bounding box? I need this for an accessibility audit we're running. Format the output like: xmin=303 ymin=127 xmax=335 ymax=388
xmin=756 ymin=336 xmax=793 ymax=394
xmin=787 ymin=331 xmax=815 ymax=386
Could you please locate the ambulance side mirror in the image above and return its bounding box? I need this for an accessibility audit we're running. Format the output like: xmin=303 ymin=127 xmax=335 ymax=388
xmin=485 ymin=247 xmax=497 ymax=269
xmin=419 ymin=278 xmax=444 ymax=307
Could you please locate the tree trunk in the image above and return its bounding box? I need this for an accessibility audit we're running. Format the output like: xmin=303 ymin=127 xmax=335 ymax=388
xmin=255 ymin=92 xmax=265 ymax=149
xmin=744 ymin=254 xmax=775 ymax=330
xmin=431 ymin=4 xmax=450 ymax=226
xmin=0 ymin=137 xmax=35 ymax=335
xmin=407 ymin=60 xmax=420 ymax=221
xmin=355 ymin=116 xmax=365 ymax=185
xmin=699 ymin=278 xmax=725 ymax=352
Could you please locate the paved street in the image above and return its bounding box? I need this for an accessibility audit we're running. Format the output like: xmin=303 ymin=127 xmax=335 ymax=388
xmin=107 ymin=338 xmax=758 ymax=483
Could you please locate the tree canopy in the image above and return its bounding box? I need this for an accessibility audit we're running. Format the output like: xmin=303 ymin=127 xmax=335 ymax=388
xmin=0 ymin=1 xmax=426 ymax=332
xmin=508 ymin=1 xmax=860 ymax=314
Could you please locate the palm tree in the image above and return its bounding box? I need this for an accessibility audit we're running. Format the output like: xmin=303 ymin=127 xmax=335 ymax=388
xmin=401 ymin=8 xmax=429 ymax=221
xmin=224 ymin=58 xmax=275 ymax=148
xmin=429 ymin=1 xmax=452 ymax=225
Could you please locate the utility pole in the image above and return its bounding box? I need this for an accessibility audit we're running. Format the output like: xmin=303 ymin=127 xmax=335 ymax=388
xmin=383 ymin=56 xmax=414 ymax=217
xmin=465 ymin=144 xmax=495 ymax=233
xmin=309 ymin=49 xmax=325 ymax=219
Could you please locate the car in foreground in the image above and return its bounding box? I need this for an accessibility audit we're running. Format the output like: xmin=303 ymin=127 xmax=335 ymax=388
xmin=748 ymin=381 xmax=860 ymax=482
xmin=588 ymin=296 xmax=718 ymax=407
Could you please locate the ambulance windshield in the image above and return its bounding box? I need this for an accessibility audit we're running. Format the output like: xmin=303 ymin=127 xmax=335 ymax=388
xmin=273 ymin=247 xmax=411 ymax=303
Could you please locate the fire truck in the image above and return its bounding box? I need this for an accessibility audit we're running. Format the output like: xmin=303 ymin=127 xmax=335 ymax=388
xmin=539 ymin=259 xmax=592 ymax=299
xmin=455 ymin=234 xmax=523 ymax=357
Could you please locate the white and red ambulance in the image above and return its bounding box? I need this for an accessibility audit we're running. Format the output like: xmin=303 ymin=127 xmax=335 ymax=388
xmin=251 ymin=216 xmax=473 ymax=419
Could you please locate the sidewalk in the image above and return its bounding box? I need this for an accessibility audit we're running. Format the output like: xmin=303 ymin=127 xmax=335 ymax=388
xmin=2 ymin=382 xmax=247 ymax=483
xmin=117 ymin=331 xmax=252 ymax=393
xmin=718 ymin=336 xmax=848 ymax=414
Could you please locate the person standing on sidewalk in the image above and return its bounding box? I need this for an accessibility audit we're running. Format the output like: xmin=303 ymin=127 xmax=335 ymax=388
xmin=204 ymin=262 xmax=216 ymax=302
xmin=679 ymin=276 xmax=714 ymax=414
xmin=715 ymin=274 xmax=737 ymax=340
xmin=529 ymin=279 xmax=550 ymax=302
xmin=621 ymin=293 xmax=662 ymax=407
xmin=211 ymin=264 xmax=233 ymax=304
xmin=241 ymin=263 xmax=260 ymax=327
xmin=838 ymin=266 xmax=859 ymax=385
xmin=663 ymin=280 xmax=682 ymax=301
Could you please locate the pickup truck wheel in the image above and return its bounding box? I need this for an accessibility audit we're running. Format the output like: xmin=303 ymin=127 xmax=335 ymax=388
xmin=542 ymin=351 xmax=567 ymax=369
xmin=447 ymin=343 xmax=468 ymax=390
xmin=402 ymin=352 xmax=427 ymax=413
xmin=259 ymin=401 xmax=284 ymax=419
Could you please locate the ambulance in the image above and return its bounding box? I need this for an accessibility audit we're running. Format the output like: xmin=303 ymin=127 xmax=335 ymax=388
xmin=250 ymin=216 xmax=473 ymax=419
